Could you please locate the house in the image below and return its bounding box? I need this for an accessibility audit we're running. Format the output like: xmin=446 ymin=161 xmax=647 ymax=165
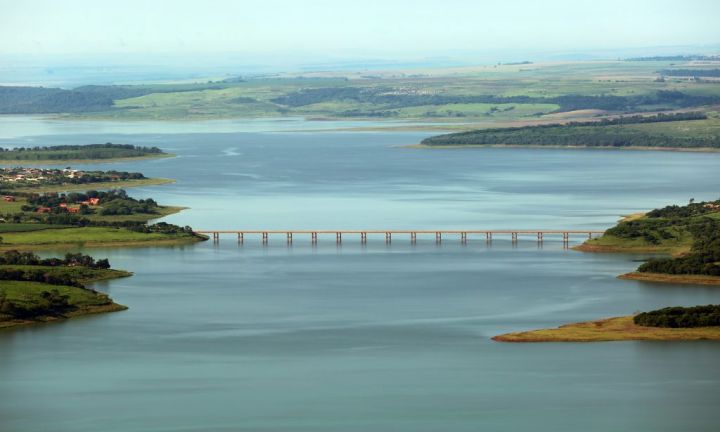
xmin=37 ymin=207 xmax=52 ymax=213
xmin=68 ymin=207 xmax=80 ymax=214
xmin=59 ymin=203 xmax=68 ymax=208
xmin=88 ymin=198 xmax=100 ymax=205
xmin=3 ymin=195 xmax=15 ymax=202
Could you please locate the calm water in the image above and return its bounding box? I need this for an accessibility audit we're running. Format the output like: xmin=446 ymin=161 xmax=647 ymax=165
xmin=1 ymin=118 xmax=720 ymax=431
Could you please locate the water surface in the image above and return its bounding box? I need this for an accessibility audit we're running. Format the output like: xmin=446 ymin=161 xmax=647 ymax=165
xmin=1 ymin=119 xmax=720 ymax=431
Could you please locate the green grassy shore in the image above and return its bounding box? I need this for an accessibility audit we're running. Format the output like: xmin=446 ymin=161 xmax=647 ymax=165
xmin=0 ymin=271 xmax=129 ymax=330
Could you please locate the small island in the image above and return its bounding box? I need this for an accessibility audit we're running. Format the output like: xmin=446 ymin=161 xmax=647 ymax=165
xmin=493 ymin=305 xmax=720 ymax=342
xmin=0 ymin=250 xmax=130 ymax=329
xmin=0 ymin=143 xmax=172 ymax=164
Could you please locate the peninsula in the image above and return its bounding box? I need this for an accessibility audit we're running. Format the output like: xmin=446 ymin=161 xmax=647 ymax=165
xmin=0 ymin=251 xmax=130 ymax=329
xmin=493 ymin=305 xmax=720 ymax=342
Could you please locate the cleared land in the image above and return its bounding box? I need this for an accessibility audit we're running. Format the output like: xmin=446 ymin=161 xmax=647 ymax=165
xmin=493 ymin=316 xmax=720 ymax=342
xmin=0 ymin=226 xmax=201 ymax=250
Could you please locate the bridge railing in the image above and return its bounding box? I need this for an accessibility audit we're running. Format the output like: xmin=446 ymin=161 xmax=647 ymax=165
xmin=195 ymin=230 xmax=606 ymax=244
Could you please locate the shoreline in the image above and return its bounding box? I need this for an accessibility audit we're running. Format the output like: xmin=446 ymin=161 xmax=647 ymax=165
xmin=408 ymin=143 xmax=720 ymax=153
xmin=0 ymin=235 xmax=207 ymax=252
xmin=619 ymin=272 xmax=720 ymax=286
xmin=572 ymin=242 xmax=682 ymax=254
xmin=0 ymin=302 xmax=128 ymax=330
xmin=493 ymin=316 xmax=720 ymax=342
xmin=0 ymin=153 xmax=175 ymax=166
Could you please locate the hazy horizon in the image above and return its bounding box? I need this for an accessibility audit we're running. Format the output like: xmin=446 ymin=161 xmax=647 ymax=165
xmin=1 ymin=0 xmax=719 ymax=57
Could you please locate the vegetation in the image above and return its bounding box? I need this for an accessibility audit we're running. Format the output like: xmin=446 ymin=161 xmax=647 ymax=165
xmin=636 ymin=218 xmax=720 ymax=276
xmin=0 ymin=250 xmax=130 ymax=328
xmin=581 ymin=199 xmax=720 ymax=284
xmin=1 ymin=60 xmax=720 ymax=124
xmin=634 ymin=305 xmax=720 ymax=328
xmin=492 ymin=316 xmax=720 ymax=342
xmin=420 ymin=112 xmax=720 ymax=148
xmin=0 ymin=281 xmax=125 ymax=328
xmin=0 ymin=143 xmax=166 ymax=162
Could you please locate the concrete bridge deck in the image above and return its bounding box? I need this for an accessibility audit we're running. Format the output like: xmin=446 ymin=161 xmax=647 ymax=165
xmin=196 ymin=230 xmax=606 ymax=244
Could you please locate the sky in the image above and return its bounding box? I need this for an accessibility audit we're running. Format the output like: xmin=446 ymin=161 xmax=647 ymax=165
xmin=1 ymin=0 xmax=719 ymax=57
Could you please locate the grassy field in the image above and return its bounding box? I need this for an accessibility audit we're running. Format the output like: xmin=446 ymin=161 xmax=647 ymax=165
xmin=5 ymin=177 xmax=174 ymax=193
xmin=493 ymin=316 xmax=720 ymax=342
xmin=578 ymin=209 xmax=720 ymax=254
xmin=0 ymin=226 xmax=200 ymax=249
xmin=0 ymin=280 xmax=126 ymax=329
xmin=0 ymin=223 xmax=72 ymax=233
xmin=0 ymin=264 xmax=132 ymax=283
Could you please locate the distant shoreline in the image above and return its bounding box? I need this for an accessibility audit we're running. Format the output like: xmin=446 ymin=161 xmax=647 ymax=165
xmin=408 ymin=143 xmax=720 ymax=153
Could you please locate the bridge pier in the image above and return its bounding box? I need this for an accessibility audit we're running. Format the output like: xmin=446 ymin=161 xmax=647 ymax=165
xmin=562 ymin=232 xmax=569 ymax=243
xmin=311 ymin=232 xmax=318 ymax=244
xmin=461 ymin=232 xmax=467 ymax=243
xmin=537 ymin=232 xmax=543 ymax=242
xmin=262 ymin=232 xmax=268 ymax=244
xmin=212 ymin=232 xmax=219 ymax=243
xmin=237 ymin=232 xmax=243 ymax=243
xmin=486 ymin=232 xmax=492 ymax=242
xmin=336 ymin=232 xmax=342 ymax=244
xmin=435 ymin=232 xmax=442 ymax=243
xmin=287 ymin=232 xmax=293 ymax=244
xmin=411 ymin=232 xmax=417 ymax=243
xmin=361 ymin=232 xmax=367 ymax=243
xmin=511 ymin=232 xmax=518 ymax=243
xmin=385 ymin=232 xmax=392 ymax=244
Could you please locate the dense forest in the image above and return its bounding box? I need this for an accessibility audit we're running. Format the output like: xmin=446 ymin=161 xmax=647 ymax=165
xmin=0 ymin=143 xmax=164 ymax=161
xmin=421 ymin=112 xmax=718 ymax=148
xmin=637 ymin=218 xmax=720 ymax=276
xmin=634 ymin=305 xmax=720 ymax=328
xmin=273 ymin=89 xmax=720 ymax=113
xmin=602 ymin=200 xmax=720 ymax=276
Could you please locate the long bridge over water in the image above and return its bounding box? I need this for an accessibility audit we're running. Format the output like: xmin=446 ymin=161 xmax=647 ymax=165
xmin=196 ymin=230 xmax=606 ymax=245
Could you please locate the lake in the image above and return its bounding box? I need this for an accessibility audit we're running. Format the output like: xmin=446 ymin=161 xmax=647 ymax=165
xmin=1 ymin=117 xmax=720 ymax=431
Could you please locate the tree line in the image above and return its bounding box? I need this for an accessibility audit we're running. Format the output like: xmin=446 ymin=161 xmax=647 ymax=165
xmin=420 ymin=112 xmax=717 ymax=148
xmin=634 ymin=305 xmax=720 ymax=328
xmin=272 ymin=87 xmax=720 ymax=113
xmin=0 ymin=143 xmax=163 ymax=161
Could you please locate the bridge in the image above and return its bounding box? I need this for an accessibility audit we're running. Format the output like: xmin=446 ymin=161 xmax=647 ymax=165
xmin=195 ymin=230 xmax=606 ymax=245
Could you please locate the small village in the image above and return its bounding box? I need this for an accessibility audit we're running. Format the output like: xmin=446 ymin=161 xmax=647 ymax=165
xmin=0 ymin=167 xmax=87 ymax=183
